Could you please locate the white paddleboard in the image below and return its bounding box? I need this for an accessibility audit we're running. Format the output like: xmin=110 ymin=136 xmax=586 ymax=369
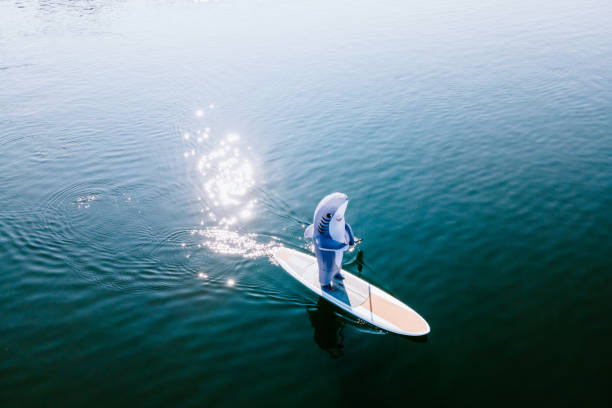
xmin=273 ymin=247 xmax=430 ymax=336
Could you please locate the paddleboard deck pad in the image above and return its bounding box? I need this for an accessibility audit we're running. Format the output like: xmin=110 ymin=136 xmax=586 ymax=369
xmin=273 ymin=247 xmax=430 ymax=336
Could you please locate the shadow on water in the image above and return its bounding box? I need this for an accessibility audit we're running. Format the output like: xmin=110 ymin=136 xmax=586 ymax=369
xmin=355 ymin=249 xmax=364 ymax=273
xmin=307 ymin=297 xmax=345 ymax=359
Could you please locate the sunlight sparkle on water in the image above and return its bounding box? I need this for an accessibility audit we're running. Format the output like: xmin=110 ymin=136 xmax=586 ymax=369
xmin=196 ymin=228 xmax=277 ymax=258
xmin=197 ymin=137 xmax=255 ymax=207
xmin=75 ymin=194 xmax=98 ymax=209
xmin=182 ymin=116 xmax=273 ymax=262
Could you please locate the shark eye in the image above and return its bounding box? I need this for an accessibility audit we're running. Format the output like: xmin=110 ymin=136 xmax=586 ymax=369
xmin=326 ymin=213 xmax=331 ymax=218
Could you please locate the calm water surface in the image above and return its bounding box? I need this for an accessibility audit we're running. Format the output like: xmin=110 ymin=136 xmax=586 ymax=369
xmin=1 ymin=1 xmax=612 ymax=406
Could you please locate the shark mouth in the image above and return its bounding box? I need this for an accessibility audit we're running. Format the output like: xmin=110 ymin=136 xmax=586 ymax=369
xmin=334 ymin=201 xmax=348 ymax=222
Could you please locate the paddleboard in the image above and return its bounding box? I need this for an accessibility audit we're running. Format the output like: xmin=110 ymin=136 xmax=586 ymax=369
xmin=273 ymin=247 xmax=430 ymax=336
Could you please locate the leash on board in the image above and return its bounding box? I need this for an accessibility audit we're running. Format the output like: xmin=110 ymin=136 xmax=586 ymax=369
xmin=368 ymin=283 xmax=373 ymax=321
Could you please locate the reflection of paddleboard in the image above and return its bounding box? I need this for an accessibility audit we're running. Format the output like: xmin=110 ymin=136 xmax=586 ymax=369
xmin=273 ymin=247 xmax=430 ymax=336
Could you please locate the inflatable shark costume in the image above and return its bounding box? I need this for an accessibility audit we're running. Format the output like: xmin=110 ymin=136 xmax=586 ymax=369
xmin=304 ymin=193 xmax=355 ymax=289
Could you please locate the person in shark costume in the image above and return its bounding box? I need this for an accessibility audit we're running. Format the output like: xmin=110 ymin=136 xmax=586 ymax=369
xmin=304 ymin=192 xmax=355 ymax=290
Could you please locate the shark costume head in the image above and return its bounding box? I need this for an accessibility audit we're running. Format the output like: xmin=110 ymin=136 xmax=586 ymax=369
xmin=304 ymin=192 xmax=355 ymax=288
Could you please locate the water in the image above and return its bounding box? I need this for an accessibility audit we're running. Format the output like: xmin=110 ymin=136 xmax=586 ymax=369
xmin=1 ymin=1 xmax=611 ymax=406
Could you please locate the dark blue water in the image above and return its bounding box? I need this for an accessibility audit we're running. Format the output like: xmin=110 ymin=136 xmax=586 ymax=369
xmin=1 ymin=1 xmax=612 ymax=406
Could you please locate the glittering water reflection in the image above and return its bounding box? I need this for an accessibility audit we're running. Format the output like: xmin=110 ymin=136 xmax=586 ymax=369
xmin=197 ymin=134 xmax=255 ymax=213
xmin=182 ymin=108 xmax=278 ymax=262
xmin=192 ymin=228 xmax=278 ymax=259
xmin=75 ymin=194 xmax=98 ymax=209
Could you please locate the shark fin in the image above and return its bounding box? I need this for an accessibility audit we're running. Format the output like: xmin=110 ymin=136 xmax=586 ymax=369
xmin=304 ymin=224 xmax=314 ymax=240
